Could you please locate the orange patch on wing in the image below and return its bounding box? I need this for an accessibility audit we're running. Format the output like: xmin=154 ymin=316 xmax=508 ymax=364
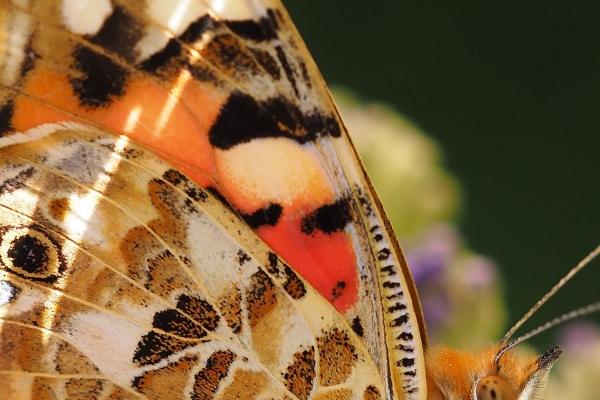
xmin=14 ymin=67 xmax=224 ymax=187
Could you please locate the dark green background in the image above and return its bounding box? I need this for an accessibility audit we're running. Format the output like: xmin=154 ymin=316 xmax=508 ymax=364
xmin=287 ymin=1 xmax=599 ymax=347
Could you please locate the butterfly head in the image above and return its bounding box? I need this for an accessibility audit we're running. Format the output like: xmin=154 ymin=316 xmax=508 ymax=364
xmin=425 ymin=344 xmax=563 ymax=400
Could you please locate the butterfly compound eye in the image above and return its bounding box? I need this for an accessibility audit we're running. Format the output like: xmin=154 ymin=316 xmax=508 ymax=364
xmin=476 ymin=375 xmax=517 ymax=400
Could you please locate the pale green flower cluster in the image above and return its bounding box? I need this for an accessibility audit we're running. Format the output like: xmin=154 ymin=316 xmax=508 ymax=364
xmin=334 ymin=88 xmax=599 ymax=398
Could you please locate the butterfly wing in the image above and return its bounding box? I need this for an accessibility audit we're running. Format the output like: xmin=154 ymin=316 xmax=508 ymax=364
xmin=0 ymin=1 xmax=426 ymax=398
xmin=0 ymin=125 xmax=385 ymax=399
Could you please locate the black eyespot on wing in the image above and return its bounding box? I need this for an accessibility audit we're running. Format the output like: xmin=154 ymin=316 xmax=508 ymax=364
xmin=70 ymin=46 xmax=128 ymax=108
xmin=0 ymin=225 xmax=66 ymax=284
xmin=242 ymin=203 xmax=282 ymax=228
xmin=300 ymin=197 xmax=351 ymax=235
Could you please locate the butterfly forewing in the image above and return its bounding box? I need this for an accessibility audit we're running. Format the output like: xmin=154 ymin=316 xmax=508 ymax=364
xmin=0 ymin=0 xmax=427 ymax=399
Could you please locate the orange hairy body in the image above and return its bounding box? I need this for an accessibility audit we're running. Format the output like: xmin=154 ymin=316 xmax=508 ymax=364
xmin=426 ymin=345 xmax=559 ymax=400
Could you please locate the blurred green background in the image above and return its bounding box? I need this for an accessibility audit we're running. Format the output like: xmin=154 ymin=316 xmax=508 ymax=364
xmin=287 ymin=1 xmax=599 ymax=346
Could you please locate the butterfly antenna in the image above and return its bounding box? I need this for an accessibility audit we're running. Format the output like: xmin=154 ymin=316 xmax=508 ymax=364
xmin=496 ymin=300 xmax=600 ymax=362
xmin=500 ymin=244 xmax=600 ymax=346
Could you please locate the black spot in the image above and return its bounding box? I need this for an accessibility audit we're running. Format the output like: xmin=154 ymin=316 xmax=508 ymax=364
xmin=88 ymin=6 xmax=142 ymax=61
xmin=0 ymin=101 xmax=14 ymax=135
xmin=242 ymin=203 xmax=282 ymax=228
xmin=180 ymin=15 xmax=216 ymax=43
xmin=383 ymin=281 xmax=401 ymax=289
xmin=141 ymin=15 xmax=214 ymax=75
xmin=386 ymin=290 xmax=404 ymax=300
xmin=404 ymin=370 xmax=416 ymax=377
xmin=20 ymin=39 xmax=37 ymax=77
xmin=388 ymin=302 xmax=407 ymax=313
xmin=275 ymin=45 xmax=298 ymax=96
xmin=0 ymin=166 xmax=33 ymax=196
xmin=70 ymin=46 xmax=128 ymax=107
xmin=398 ymin=357 xmax=415 ymax=368
xmin=265 ymin=252 xmax=281 ymax=276
xmin=395 ymin=343 xmax=414 ymax=352
xmin=8 ymin=234 xmax=48 ymax=274
xmin=396 ymin=331 xmax=413 ymax=341
xmin=152 ymin=309 xmax=206 ymax=339
xmin=162 ymin=169 xmax=208 ymax=202
xmin=282 ymin=265 xmax=306 ymax=299
xmin=250 ymin=48 xmax=281 ymax=80
xmin=491 ymin=389 xmax=497 ymax=399
xmin=223 ymin=12 xmax=278 ymax=42
xmin=176 ymin=294 xmax=220 ymax=332
xmin=377 ymin=248 xmax=391 ymax=261
xmin=330 ymin=281 xmax=346 ymax=301
xmin=237 ymin=250 xmax=251 ymax=266
xmin=301 ymin=197 xmax=351 ymax=235
xmin=390 ymin=314 xmax=409 ymax=327
xmin=140 ymin=39 xmax=182 ymax=73
xmin=298 ymin=60 xmax=311 ymax=88
xmin=208 ymin=91 xmax=341 ymax=150
xmin=351 ymin=317 xmax=364 ymax=337
xmin=380 ymin=265 xmax=396 ymax=276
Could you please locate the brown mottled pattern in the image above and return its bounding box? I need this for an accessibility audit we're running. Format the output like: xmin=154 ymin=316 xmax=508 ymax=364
xmin=65 ymin=379 xmax=104 ymax=400
xmin=314 ymin=389 xmax=353 ymax=400
xmin=133 ymin=355 xmax=199 ymax=398
xmin=133 ymin=331 xmax=197 ymax=366
xmin=317 ymin=328 xmax=357 ymax=386
xmin=0 ymin=128 xmax=388 ymax=398
xmin=246 ymin=269 xmax=278 ymax=328
xmin=54 ymin=342 xmax=101 ymax=375
xmin=283 ymin=347 xmax=316 ymax=400
xmin=218 ymin=286 xmax=243 ymax=334
xmin=200 ymin=33 xmax=261 ymax=79
xmin=193 ymin=350 xmax=236 ymax=400
xmin=145 ymin=250 xmax=197 ymax=297
xmin=363 ymin=385 xmax=382 ymax=400
xmin=217 ymin=369 xmax=267 ymax=400
xmin=176 ymin=294 xmax=220 ymax=332
xmin=283 ymin=265 xmax=307 ymax=299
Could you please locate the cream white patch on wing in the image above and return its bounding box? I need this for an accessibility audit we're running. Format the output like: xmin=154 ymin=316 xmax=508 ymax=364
xmin=64 ymin=310 xmax=146 ymax=386
xmin=146 ymin=0 xmax=208 ymax=35
xmin=207 ymin=0 xmax=265 ymax=20
xmin=215 ymin=137 xmax=334 ymax=210
xmin=0 ymin=9 xmax=31 ymax=86
xmin=61 ymin=0 xmax=112 ymax=35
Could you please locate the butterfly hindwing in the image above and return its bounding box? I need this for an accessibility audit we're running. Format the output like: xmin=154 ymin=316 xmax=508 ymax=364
xmin=0 ymin=125 xmax=386 ymax=399
xmin=1 ymin=1 xmax=427 ymax=399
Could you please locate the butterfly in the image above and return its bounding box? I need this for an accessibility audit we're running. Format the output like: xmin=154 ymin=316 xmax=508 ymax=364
xmin=0 ymin=1 xmax=596 ymax=399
